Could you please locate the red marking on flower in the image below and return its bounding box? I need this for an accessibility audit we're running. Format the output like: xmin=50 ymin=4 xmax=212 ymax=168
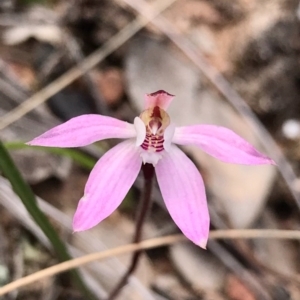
xmin=149 ymin=119 xmax=162 ymax=132
xmin=151 ymin=106 xmax=162 ymax=118
xmin=148 ymin=90 xmax=175 ymax=97
xmin=141 ymin=132 xmax=164 ymax=152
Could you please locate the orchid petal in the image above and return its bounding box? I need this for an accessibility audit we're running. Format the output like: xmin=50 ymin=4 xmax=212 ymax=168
xmin=173 ymin=125 xmax=275 ymax=165
xmin=163 ymin=123 xmax=175 ymax=152
xmin=140 ymin=150 xmax=163 ymax=166
xmin=134 ymin=117 xmax=146 ymax=146
xmin=144 ymin=90 xmax=174 ymax=110
xmin=73 ymin=140 xmax=142 ymax=231
xmin=27 ymin=114 xmax=136 ymax=147
xmin=155 ymin=145 xmax=209 ymax=248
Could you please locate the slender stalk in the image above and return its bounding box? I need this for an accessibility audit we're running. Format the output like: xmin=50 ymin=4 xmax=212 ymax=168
xmin=4 ymin=141 xmax=96 ymax=170
xmin=0 ymin=141 xmax=96 ymax=300
xmin=107 ymin=163 xmax=154 ymax=300
xmin=2 ymin=229 xmax=300 ymax=296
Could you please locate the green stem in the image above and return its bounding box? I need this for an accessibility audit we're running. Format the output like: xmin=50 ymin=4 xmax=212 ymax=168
xmin=0 ymin=141 xmax=96 ymax=300
xmin=4 ymin=141 xmax=96 ymax=170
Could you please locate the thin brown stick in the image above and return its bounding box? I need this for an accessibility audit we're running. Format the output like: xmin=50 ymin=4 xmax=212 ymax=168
xmin=0 ymin=234 xmax=184 ymax=297
xmin=1 ymin=229 xmax=300 ymax=296
xmin=0 ymin=0 xmax=177 ymax=131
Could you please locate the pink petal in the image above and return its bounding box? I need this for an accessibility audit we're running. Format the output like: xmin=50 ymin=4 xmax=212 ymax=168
xmin=27 ymin=114 xmax=136 ymax=147
xmin=144 ymin=90 xmax=174 ymax=110
xmin=173 ymin=125 xmax=275 ymax=165
xmin=155 ymin=145 xmax=209 ymax=248
xmin=73 ymin=140 xmax=142 ymax=231
xmin=134 ymin=117 xmax=146 ymax=146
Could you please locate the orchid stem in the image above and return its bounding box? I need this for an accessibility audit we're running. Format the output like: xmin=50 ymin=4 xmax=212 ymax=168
xmin=107 ymin=163 xmax=154 ymax=300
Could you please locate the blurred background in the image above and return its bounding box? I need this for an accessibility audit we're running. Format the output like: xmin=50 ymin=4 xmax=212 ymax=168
xmin=0 ymin=0 xmax=300 ymax=299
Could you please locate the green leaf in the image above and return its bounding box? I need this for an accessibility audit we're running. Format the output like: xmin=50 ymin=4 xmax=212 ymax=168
xmin=0 ymin=141 xmax=96 ymax=300
xmin=4 ymin=141 xmax=96 ymax=170
xmin=20 ymin=0 xmax=50 ymax=5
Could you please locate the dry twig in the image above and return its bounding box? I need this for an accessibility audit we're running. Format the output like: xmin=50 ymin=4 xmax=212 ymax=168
xmin=1 ymin=229 xmax=300 ymax=296
xmin=0 ymin=0 xmax=177 ymax=131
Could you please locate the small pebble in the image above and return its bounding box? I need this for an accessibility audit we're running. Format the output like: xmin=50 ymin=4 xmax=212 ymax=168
xmin=282 ymin=119 xmax=300 ymax=140
xmin=0 ymin=265 xmax=9 ymax=285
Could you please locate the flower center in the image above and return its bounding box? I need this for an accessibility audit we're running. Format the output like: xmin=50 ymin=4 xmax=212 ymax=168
xmin=139 ymin=106 xmax=170 ymax=153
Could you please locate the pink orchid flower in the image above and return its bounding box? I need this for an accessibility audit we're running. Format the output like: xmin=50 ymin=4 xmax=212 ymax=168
xmin=27 ymin=90 xmax=274 ymax=248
